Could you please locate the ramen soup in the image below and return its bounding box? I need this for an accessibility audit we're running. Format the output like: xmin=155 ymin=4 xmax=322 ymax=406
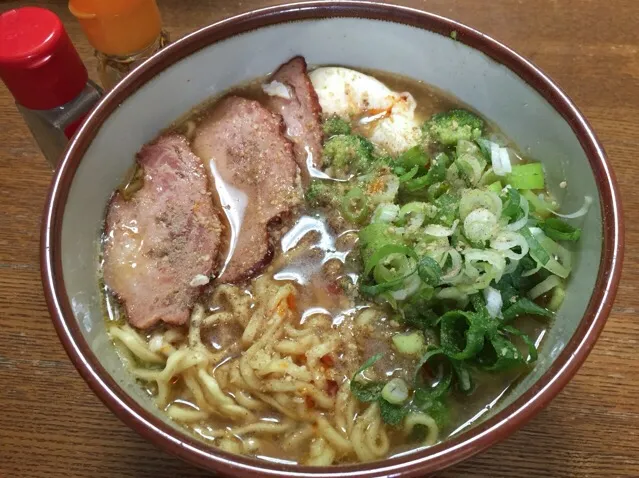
xmin=100 ymin=57 xmax=589 ymax=465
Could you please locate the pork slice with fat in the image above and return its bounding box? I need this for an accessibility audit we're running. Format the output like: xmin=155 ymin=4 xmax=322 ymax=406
xmin=264 ymin=56 xmax=324 ymax=180
xmin=192 ymin=96 xmax=303 ymax=283
xmin=103 ymin=134 xmax=223 ymax=329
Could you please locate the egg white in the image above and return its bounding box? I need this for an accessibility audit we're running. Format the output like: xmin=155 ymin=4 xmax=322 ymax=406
xmin=310 ymin=67 xmax=422 ymax=155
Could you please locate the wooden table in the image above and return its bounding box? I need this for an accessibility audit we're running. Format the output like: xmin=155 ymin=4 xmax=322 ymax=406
xmin=1 ymin=0 xmax=637 ymax=476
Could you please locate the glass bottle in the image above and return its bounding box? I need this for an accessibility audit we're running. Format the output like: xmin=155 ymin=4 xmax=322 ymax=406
xmin=69 ymin=0 xmax=169 ymax=91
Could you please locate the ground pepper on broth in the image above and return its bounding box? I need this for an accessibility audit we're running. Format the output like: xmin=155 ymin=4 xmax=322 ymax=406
xmin=100 ymin=59 xmax=587 ymax=465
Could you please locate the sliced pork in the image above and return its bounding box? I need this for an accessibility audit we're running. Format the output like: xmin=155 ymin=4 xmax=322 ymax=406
xmin=192 ymin=96 xmax=302 ymax=284
xmin=264 ymin=56 xmax=324 ymax=180
xmin=103 ymin=134 xmax=223 ymax=329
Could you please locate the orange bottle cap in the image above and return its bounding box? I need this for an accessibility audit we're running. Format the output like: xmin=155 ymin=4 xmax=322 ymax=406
xmin=69 ymin=0 xmax=162 ymax=56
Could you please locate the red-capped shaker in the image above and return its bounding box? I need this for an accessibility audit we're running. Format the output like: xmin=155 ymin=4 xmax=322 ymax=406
xmin=0 ymin=7 xmax=102 ymax=167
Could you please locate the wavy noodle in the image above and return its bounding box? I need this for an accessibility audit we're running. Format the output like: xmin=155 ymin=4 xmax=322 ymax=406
xmin=109 ymin=278 xmax=435 ymax=464
xmin=403 ymin=412 xmax=439 ymax=446
xmin=335 ymin=383 xmax=357 ymax=436
xmin=110 ymin=325 xmax=164 ymax=364
xmin=253 ymin=391 xmax=302 ymax=420
xmin=350 ymin=402 xmax=391 ymax=462
xmin=282 ymin=423 xmax=314 ymax=451
xmin=167 ymin=404 xmax=209 ymax=422
xmin=317 ymin=416 xmax=353 ymax=453
xmin=218 ymin=437 xmax=242 ymax=454
xmin=307 ymin=437 xmax=336 ymax=466
xmin=233 ymin=390 xmax=267 ymax=411
xmin=195 ymin=420 xmax=294 ymax=440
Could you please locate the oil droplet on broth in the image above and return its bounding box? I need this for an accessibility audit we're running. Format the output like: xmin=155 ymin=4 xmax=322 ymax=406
xmin=207 ymin=157 xmax=248 ymax=277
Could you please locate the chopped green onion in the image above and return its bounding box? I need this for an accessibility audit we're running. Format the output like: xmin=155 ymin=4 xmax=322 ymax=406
xmin=464 ymin=249 xmax=507 ymax=283
xmin=490 ymin=142 xmax=512 ymax=176
xmin=374 ymin=253 xmax=415 ymax=285
xmin=381 ymin=378 xmax=409 ymax=404
xmin=341 ymin=187 xmax=368 ymax=223
xmin=393 ymin=331 xmax=426 ymax=356
xmin=424 ymin=220 xmax=459 ymax=238
xmin=501 ymin=325 xmax=539 ymax=364
xmin=476 ymin=333 xmax=525 ymax=371
xmin=436 ymin=287 xmax=469 ymax=305
xmin=389 ymin=272 xmax=422 ymax=301
xmin=433 ymin=192 xmax=460 ymax=227
xmin=345 ymin=105 xmax=583 ymax=419
xmin=427 ymin=182 xmax=448 ymax=201
xmin=528 ymin=275 xmax=564 ymax=300
xmin=463 ymin=208 xmax=498 ymax=242
xmin=457 ymin=139 xmax=482 ymax=158
xmin=476 ymin=138 xmax=492 ymax=160
xmin=501 ymin=187 xmax=522 ymax=220
xmin=404 ymin=153 xmax=450 ymax=192
xmin=490 ymin=230 xmax=529 ymax=260
xmin=365 ymin=244 xmax=417 ymax=275
xmin=439 ymin=310 xmax=486 ymax=360
xmin=360 ymin=277 xmax=412 ymax=296
xmin=451 ymin=360 xmax=474 ymax=393
xmin=505 ymin=192 xmax=530 ymax=231
xmin=548 ymin=284 xmax=566 ymax=311
xmin=541 ymin=217 xmax=582 ymax=241
xmin=417 ymin=256 xmax=442 ymax=286
xmin=483 ymin=286 xmax=503 ymax=318
xmin=379 ymin=398 xmax=408 ymax=425
xmin=506 ymin=163 xmax=545 ymax=190
xmin=522 ymin=190 xmax=557 ymax=219
xmin=550 ymin=195 xmax=593 ymax=219
xmin=350 ymin=380 xmax=384 ymax=402
xmin=459 ymin=189 xmax=502 ymax=220
xmin=354 ymin=353 xmax=383 ymax=377
xmin=502 ymin=298 xmax=553 ymax=321
xmin=399 ymin=165 xmax=419 ymax=182
xmin=398 ymin=145 xmax=430 ymax=172
xmin=486 ymin=180 xmax=503 ymax=194
xmin=440 ymin=248 xmax=463 ymax=282
xmin=371 ymin=203 xmax=400 ymax=223
xmin=369 ymin=174 xmax=400 ymax=204
xmin=456 ymin=153 xmax=484 ymax=186
xmin=521 ymin=227 xmax=550 ymax=265
xmin=350 ymin=354 xmax=385 ymax=402
xmin=414 ymin=348 xmax=452 ymax=397
xmin=478 ymin=167 xmax=500 ymax=187
xmin=398 ymin=202 xmax=436 ymax=230
xmin=531 ymin=228 xmax=572 ymax=278
xmin=358 ymin=222 xmax=399 ymax=247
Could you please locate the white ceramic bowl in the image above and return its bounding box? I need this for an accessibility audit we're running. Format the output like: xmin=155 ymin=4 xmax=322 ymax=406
xmin=41 ymin=2 xmax=623 ymax=477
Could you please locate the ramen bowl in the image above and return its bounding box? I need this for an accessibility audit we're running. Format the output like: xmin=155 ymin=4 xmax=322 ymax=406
xmin=41 ymin=2 xmax=623 ymax=476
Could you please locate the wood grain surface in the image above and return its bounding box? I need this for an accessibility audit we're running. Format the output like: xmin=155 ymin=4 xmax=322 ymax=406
xmin=0 ymin=0 xmax=637 ymax=477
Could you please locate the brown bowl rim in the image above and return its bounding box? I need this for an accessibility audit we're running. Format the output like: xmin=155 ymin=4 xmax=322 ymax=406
xmin=41 ymin=2 xmax=624 ymax=477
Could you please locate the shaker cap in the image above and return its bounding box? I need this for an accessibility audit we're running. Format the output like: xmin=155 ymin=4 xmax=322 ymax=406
xmin=0 ymin=7 xmax=89 ymax=110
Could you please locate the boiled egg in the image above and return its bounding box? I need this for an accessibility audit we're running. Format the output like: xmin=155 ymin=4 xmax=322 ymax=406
xmin=309 ymin=67 xmax=422 ymax=155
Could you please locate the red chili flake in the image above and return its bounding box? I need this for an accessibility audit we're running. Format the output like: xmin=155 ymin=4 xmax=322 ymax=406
xmin=305 ymin=395 xmax=315 ymax=409
xmin=320 ymin=354 xmax=334 ymax=367
xmin=286 ymin=294 xmax=296 ymax=311
xmin=326 ymin=380 xmax=339 ymax=397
